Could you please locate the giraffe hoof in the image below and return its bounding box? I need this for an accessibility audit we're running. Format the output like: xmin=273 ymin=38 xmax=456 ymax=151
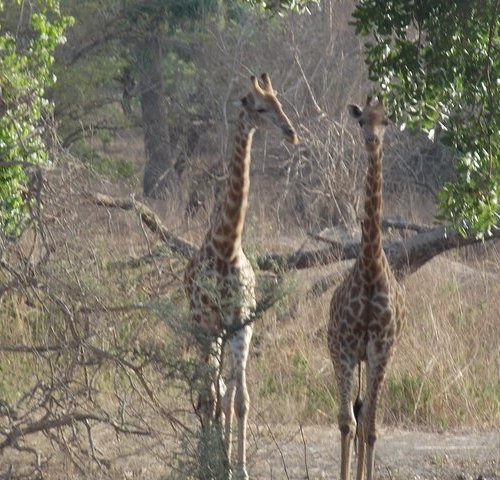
xmin=234 ymin=469 xmax=249 ymax=480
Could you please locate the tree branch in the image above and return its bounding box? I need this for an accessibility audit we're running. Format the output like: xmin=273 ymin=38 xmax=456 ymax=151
xmin=0 ymin=411 xmax=150 ymax=452
xmin=86 ymin=192 xmax=499 ymax=293
xmin=84 ymin=191 xmax=198 ymax=260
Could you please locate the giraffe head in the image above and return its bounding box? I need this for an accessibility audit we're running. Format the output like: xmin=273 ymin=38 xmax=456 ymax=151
xmin=239 ymin=73 xmax=299 ymax=144
xmin=348 ymin=95 xmax=388 ymax=154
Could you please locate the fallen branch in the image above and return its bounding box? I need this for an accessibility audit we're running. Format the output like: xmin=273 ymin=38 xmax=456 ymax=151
xmin=85 ymin=191 xmax=499 ymax=292
xmin=386 ymin=225 xmax=500 ymax=277
xmin=256 ymin=240 xmax=358 ymax=271
xmin=84 ymin=191 xmax=198 ymax=260
xmin=381 ymin=218 xmax=433 ymax=233
xmin=257 ymin=224 xmax=500 ymax=276
xmin=299 ymin=226 xmax=500 ymax=299
xmin=0 ymin=410 xmax=150 ymax=452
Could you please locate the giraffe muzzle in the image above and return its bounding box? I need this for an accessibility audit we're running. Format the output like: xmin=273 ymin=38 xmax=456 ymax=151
xmin=365 ymin=138 xmax=380 ymax=151
xmin=284 ymin=126 xmax=299 ymax=144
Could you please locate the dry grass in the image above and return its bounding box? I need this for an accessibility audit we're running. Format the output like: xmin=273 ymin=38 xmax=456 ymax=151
xmin=246 ymin=243 xmax=500 ymax=430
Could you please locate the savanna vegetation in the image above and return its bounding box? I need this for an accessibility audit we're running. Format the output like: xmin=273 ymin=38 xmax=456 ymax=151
xmin=0 ymin=0 xmax=499 ymax=478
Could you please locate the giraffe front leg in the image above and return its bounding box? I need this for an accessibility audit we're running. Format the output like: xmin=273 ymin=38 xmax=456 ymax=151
xmin=229 ymin=325 xmax=252 ymax=480
xmin=364 ymin=355 xmax=390 ymax=480
xmin=196 ymin=362 xmax=217 ymax=430
xmin=336 ymin=360 xmax=357 ymax=480
xmin=222 ymin=358 xmax=236 ymax=466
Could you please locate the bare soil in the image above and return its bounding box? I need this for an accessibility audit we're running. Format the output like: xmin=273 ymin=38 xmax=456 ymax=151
xmin=3 ymin=427 xmax=497 ymax=479
xmin=249 ymin=426 xmax=500 ymax=480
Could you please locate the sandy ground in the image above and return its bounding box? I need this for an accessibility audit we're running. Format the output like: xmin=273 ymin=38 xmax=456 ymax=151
xmin=248 ymin=426 xmax=500 ymax=480
xmin=2 ymin=427 xmax=498 ymax=479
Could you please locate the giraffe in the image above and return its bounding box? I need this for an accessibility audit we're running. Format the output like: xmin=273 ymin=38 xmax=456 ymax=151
xmin=327 ymin=96 xmax=406 ymax=480
xmin=184 ymin=73 xmax=298 ymax=480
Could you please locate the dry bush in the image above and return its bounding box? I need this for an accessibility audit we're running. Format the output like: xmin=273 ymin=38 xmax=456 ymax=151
xmin=0 ymin=159 xmax=201 ymax=477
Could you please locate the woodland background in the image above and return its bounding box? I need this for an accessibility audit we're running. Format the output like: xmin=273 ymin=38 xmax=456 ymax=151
xmin=0 ymin=0 xmax=499 ymax=478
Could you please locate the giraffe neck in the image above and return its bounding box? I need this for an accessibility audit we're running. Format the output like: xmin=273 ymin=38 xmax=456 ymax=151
xmin=210 ymin=111 xmax=255 ymax=261
xmin=360 ymin=148 xmax=384 ymax=282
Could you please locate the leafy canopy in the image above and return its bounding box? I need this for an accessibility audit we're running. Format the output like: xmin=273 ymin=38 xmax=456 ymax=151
xmin=0 ymin=0 xmax=73 ymax=237
xmin=352 ymin=0 xmax=500 ymax=236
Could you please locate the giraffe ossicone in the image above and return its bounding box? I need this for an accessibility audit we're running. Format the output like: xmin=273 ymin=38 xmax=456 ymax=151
xmin=328 ymin=95 xmax=407 ymax=480
xmin=184 ymin=73 xmax=298 ymax=480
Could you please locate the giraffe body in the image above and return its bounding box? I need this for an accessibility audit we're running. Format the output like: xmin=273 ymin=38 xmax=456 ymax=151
xmin=328 ymin=96 xmax=406 ymax=480
xmin=184 ymin=73 xmax=298 ymax=480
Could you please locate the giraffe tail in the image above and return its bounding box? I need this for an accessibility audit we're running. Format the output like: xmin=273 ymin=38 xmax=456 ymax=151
xmin=353 ymin=361 xmax=363 ymax=454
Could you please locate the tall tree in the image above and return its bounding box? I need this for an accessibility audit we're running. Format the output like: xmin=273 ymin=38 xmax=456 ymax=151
xmin=57 ymin=0 xmax=221 ymax=198
xmin=130 ymin=7 xmax=174 ymax=197
xmin=352 ymin=0 xmax=499 ymax=236
xmin=125 ymin=1 xmax=220 ymax=197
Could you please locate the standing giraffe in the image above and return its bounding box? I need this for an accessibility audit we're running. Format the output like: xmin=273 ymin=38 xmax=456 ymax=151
xmin=184 ymin=73 xmax=298 ymax=480
xmin=328 ymin=96 xmax=406 ymax=480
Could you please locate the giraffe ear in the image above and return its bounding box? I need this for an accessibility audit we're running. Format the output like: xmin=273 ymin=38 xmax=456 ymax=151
xmin=348 ymin=104 xmax=362 ymax=120
xmin=237 ymin=94 xmax=255 ymax=109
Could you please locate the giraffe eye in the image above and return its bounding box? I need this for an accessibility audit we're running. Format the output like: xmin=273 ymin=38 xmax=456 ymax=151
xmin=382 ymin=119 xmax=389 ymax=126
xmin=256 ymin=108 xmax=267 ymax=113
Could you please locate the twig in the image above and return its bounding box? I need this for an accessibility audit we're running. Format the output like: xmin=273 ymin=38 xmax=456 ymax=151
xmin=0 ymin=341 xmax=83 ymax=353
xmin=264 ymin=423 xmax=290 ymax=480
xmin=82 ymin=343 xmax=193 ymax=435
xmin=299 ymin=424 xmax=310 ymax=480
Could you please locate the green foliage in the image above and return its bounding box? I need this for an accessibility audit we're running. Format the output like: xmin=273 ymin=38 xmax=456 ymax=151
xmin=0 ymin=0 xmax=72 ymax=236
xmin=352 ymin=0 xmax=500 ymax=236
xmin=242 ymin=0 xmax=319 ymax=14
xmin=53 ymin=1 xmax=129 ymax=149
xmin=122 ymin=0 xmax=220 ymax=31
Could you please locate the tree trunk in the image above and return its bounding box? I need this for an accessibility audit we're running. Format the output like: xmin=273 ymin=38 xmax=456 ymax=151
xmin=137 ymin=31 xmax=176 ymax=198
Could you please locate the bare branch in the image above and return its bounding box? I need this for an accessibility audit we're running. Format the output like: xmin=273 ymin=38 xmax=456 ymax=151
xmin=84 ymin=191 xmax=198 ymax=259
xmin=0 ymin=411 xmax=150 ymax=452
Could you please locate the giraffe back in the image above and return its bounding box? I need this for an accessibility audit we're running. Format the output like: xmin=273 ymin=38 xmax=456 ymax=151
xmin=184 ymin=245 xmax=256 ymax=335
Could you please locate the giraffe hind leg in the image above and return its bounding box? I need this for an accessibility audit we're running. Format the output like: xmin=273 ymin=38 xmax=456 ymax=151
xmin=355 ymin=396 xmax=366 ymax=480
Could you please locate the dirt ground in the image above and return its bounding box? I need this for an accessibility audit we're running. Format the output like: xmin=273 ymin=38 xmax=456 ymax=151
xmin=248 ymin=427 xmax=500 ymax=480
xmin=4 ymin=426 xmax=497 ymax=479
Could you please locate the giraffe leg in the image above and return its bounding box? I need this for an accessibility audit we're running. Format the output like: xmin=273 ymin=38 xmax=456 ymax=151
xmin=356 ymin=393 xmax=366 ymax=480
xmin=222 ymin=353 xmax=235 ymax=464
xmin=364 ymin=355 xmax=390 ymax=480
xmin=336 ymin=360 xmax=356 ymax=480
xmin=229 ymin=324 xmax=252 ymax=480
xmin=197 ymin=338 xmax=223 ymax=429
